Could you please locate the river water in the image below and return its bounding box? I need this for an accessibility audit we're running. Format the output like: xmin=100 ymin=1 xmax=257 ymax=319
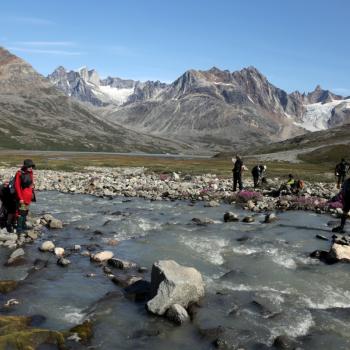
xmin=1 ymin=191 xmax=349 ymax=349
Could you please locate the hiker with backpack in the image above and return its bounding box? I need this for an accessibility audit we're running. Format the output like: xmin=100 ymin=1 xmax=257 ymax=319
xmin=332 ymin=177 xmax=350 ymax=233
xmin=0 ymin=180 xmax=17 ymax=233
xmin=335 ymin=158 xmax=349 ymax=189
xmin=14 ymin=159 xmax=36 ymax=233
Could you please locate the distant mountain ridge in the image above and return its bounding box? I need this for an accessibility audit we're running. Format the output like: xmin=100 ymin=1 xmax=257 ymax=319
xmin=48 ymin=66 xmax=167 ymax=107
xmin=49 ymin=65 xmax=349 ymax=142
xmin=0 ymin=47 xmax=187 ymax=153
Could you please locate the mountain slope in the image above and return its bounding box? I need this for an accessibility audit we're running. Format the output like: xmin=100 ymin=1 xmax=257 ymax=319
xmin=48 ymin=66 xmax=168 ymax=107
xmin=0 ymin=47 xmax=187 ymax=153
xmin=101 ymin=66 xmax=305 ymax=151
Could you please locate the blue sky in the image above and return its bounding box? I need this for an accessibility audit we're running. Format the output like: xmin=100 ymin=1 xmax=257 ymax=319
xmin=0 ymin=0 xmax=349 ymax=95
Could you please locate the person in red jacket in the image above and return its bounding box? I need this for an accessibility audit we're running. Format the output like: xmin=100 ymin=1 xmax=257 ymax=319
xmin=14 ymin=159 xmax=36 ymax=232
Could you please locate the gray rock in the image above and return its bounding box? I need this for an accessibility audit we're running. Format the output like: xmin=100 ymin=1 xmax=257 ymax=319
xmin=108 ymin=258 xmax=137 ymax=270
xmin=147 ymin=260 xmax=204 ymax=315
xmin=223 ymin=212 xmax=239 ymax=222
xmin=57 ymin=257 xmax=70 ymax=267
xmin=329 ymin=243 xmax=350 ymax=262
xmin=242 ymin=216 xmax=255 ymax=223
xmin=166 ymin=304 xmax=189 ymax=325
xmin=27 ymin=231 xmax=38 ymax=240
xmin=0 ymin=233 xmax=18 ymax=242
xmin=92 ymin=251 xmax=114 ymax=262
xmin=39 ymin=241 xmax=55 ymax=252
xmin=191 ymin=217 xmax=214 ymax=226
xmin=204 ymin=200 xmax=220 ymax=208
xmin=6 ymin=248 xmax=25 ymax=266
xmin=264 ymin=213 xmax=277 ymax=223
xmin=48 ymin=218 xmax=63 ymax=229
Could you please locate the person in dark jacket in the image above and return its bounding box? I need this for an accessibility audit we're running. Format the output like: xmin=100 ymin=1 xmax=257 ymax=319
xmin=335 ymin=158 xmax=349 ymax=189
xmin=0 ymin=181 xmax=17 ymax=233
xmin=232 ymin=155 xmax=244 ymax=192
xmin=332 ymin=178 xmax=350 ymax=233
xmin=251 ymin=165 xmax=266 ymax=188
xmin=15 ymin=159 xmax=36 ymax=233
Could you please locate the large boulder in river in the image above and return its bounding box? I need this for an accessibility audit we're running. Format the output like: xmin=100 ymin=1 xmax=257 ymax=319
xmin=329 ymin=243 xmax=350 ymax=262
xmin=147 ymin=260 xmax=204 ymax=315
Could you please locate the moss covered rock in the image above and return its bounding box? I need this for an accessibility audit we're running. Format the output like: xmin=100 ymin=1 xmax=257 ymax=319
xmin=0 ymin=280 xmax=18 ymax=294
xmin=69 ymin=320 xmax=93 ymax=344
xmin=0 ymin=316 xmax=66 ymax=350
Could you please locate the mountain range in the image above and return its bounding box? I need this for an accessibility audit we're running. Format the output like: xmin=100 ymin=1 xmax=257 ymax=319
xmin=0 ymin=47 xmax=186 ymax=153
xmin=0 ymin=46 xmax=349 ymax=154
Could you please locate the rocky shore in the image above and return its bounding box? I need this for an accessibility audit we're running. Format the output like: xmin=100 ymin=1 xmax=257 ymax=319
xmin=0 ymin=166 xmax=342 ymax=215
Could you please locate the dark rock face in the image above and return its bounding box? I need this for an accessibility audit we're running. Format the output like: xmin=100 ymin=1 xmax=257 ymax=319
xmin=306 ymin=85 xmax=343 ymax=104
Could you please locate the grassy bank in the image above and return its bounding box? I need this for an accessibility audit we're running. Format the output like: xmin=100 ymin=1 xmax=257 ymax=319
xmin=0 ymin=150 xmax=335 ymax=182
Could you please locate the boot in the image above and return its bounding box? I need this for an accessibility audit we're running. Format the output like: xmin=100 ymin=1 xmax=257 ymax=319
xmin=332 ymin=215 xmax=347 ymax=233
xmin=17 ymin=215 xmax=27 ymax=233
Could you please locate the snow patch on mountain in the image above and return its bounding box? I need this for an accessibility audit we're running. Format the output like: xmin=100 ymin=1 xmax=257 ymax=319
xmin=295 ymin=100 xmax=348 ymax=131
xmin=99 ymin=85 xmax=134 ymax=105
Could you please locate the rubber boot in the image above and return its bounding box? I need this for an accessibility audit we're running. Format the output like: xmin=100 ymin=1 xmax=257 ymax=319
xmin=17 ymin=215 xmax=27 ymax=233
xmin=332 ymin=215 xmax=347 ymax=234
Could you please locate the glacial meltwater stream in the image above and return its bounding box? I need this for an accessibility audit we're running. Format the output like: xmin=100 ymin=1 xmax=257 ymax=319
xmin=1 ymin=191 xmax=350 ymax=349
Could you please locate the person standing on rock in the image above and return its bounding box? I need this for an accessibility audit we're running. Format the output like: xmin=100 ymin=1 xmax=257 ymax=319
xmin=14 ymin=159 xmax=36 ymax=233
xmin=232 ymin=155 xmax=244 ymax=191
xmin=332 ymin=177 xmax=350 ymax=233
xmin=251 ymin=165 xmax=266 ymax=188
xmin=335 ymin=158 xmax=349 ymax=189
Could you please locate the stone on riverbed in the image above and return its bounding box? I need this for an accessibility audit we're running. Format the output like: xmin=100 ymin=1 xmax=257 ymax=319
xmin=0 ymin=280 xmax=18 ymax=293
xmin=165 ymin=304 xmax=189 ymax=325
xmin=57 ymin=257 xmax=70 ymax=267
xmin=54 ymin=247 xmax=65 ymax=257
xmin=41 ymin=214 xmax=63 ymax=229
xmin=27 ymin=231 xmax=38 ymax=240
xmin=264 ymin=213 xmax=277 ymax=223
xmin=0 ymin=233 xmax=18 ymax=242
xmin=108 ymin=258 xmax=137 ymax=270
xmin=329 ymin=243 xmax=350 ymax=262
xmin=223 ymin=212 xmax=239 ymax=222
xmin=191 ymin=217 xmax=214 ymax=226
xmin=147 ymin=260 xmax=204 ymax=316
xmin=204 ymin=200 xmax=220 ymax=208
xmin=6 ymin=248 xmax=25 ymax=266
xmin=39 ymin=241 xmax=55 ymax=252
xmin=92 ymin=251 xmax=114 ymax=262
xmin=242 ymin=216 xmax=255 ymax=223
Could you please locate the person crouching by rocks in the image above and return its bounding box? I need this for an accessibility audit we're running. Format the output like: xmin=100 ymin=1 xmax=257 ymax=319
xmin=0 ymin=181 xmax=17 ymax=233
xmin=232 ymin=155 xmax=244 ymax=192
xmin=251 ymin=165 xmax=266 ymax=188
xmin=332 ymin=177 xmax=350 ymax=233
xmin=15 ymin=159 xmax=36 ymax=233
xmin=335 ymin=158 xmax=349 ymax=189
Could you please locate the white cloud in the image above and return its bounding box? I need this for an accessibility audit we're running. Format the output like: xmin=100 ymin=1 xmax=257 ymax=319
xmin=8 ymin=47 xmax=84 ymax=56
xmin=14 ymin=41 xmax=76 ymax=47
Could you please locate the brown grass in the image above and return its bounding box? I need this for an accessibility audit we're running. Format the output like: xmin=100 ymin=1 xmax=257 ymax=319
xmin=0 ymin=150 xmax=335 ymax=182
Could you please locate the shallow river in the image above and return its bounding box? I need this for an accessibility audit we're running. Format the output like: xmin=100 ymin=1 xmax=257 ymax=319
xmin=1 ymin=191 xmax=349 ymax=349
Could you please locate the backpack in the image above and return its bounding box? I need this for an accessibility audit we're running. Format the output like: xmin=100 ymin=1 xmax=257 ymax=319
xmin=8 ymin=176 xmax=16 ymax=195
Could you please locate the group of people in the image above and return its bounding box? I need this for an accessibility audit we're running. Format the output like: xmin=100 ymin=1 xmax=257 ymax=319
xmin=0 ymin=159 xmax=36 ymax=233
xmin=232 ymin=155 xmax=350 ymax=233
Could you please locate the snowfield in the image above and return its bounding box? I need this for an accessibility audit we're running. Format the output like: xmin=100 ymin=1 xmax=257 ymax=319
xmin=295 ymin=99 xmax=350 ymax=131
